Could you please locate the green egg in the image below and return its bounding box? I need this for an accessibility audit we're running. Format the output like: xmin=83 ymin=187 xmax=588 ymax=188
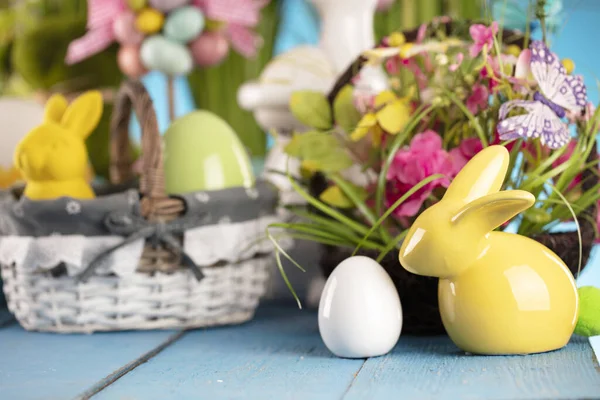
xmin=140 ymin=35 xmax=193 ymax=76
xmin=164 ymin=111 xmax=255 ymax=194
xmin=163 ymin=6 xmax=205 ymax=43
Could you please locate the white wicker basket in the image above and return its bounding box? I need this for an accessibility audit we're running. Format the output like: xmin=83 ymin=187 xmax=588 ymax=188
xmin=1 ymin=256 xmax=272 ymax=333
xmin=0 ymin=80 xmax=284 ymax=333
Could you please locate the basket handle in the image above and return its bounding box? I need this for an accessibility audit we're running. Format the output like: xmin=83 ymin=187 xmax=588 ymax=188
xmin=110 ymin=80 xmax=167 ymax=216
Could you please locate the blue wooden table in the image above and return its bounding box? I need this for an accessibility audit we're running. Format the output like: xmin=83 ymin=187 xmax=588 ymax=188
xmin=0 ymin=302 xmax=598 ymax=400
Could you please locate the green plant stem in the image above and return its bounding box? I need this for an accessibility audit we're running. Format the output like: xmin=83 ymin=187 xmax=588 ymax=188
xmin=354 ymin=173 xmax=445 ymax=256
xmin=376 ymin=231 xmax=408 ymax=263
xmin=441 ymin=89 xmax=488 ymax=147
xmin=375 ymin=104 xmax=433 ymax=218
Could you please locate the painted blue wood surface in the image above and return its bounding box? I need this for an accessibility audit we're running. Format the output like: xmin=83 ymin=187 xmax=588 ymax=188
xmin=86 ymin=304 xmax=600 ymax=400
xmin=94 ymin=304 xmax=363 ymax=400
xmin=0 ymin=325 xmax=177 ymax=400
xmin=0 ymin=304 xmax=597 ymax=399
xmin=344 ymin=336 xmax=600 ymax=400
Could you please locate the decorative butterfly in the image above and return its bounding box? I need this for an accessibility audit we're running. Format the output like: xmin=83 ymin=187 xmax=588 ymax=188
xmin=497 ymin=40 xmax=587 ymax=149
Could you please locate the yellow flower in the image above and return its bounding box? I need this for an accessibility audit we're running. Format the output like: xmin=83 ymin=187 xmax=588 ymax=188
xmin=350 ymin=90 xmax=412 ymax=143
xmin=388 ymin=32 xmax=406 ymax=47
xmin=561 ymin=58 xmax=575 ymax=74
xmin=506 ymin=45 xmax=521 ymax=58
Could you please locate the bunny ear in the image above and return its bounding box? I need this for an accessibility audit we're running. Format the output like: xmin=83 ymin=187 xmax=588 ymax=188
xmin=451 ymin=190 xmax=535 ymax=234
xmin=44 ymin=94 xmax=68 ymax=123
xmin=60 ymin=91 xmax=103 ymax=139
xmin=443 ymin=145 xmax=510 ymax=205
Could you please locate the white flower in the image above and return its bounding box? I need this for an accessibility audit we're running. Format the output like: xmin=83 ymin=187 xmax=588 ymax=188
xmin=66 ymin=201 xmax=81 ymax=215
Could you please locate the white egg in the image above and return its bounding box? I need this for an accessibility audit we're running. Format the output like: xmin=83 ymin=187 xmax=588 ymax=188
xmin=318 ymin=256 xmax=402 ymax=358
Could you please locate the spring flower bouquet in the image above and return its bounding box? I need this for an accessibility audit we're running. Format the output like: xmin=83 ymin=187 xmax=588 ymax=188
xmin=269 ymin=13 xmax=600 ymax=332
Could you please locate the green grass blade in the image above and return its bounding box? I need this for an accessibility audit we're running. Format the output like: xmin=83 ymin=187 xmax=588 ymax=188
xmin=376 ymin=230 xmax=408 ymax=263
xmin=354 ymin=173 xmax=445 ymax=256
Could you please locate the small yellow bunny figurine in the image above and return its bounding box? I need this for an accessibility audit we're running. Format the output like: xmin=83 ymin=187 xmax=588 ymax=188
xmin=14 ymin=91 xmax=103 ymax=200
xmin=399 ymin=145 xmax=579 ymax=355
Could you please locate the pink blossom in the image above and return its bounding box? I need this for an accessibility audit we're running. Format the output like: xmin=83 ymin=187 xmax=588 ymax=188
xmin=385 ymin=57 xmax=400 ymax=75
xmin=376 ymin=0 xmax=395 ymax=11
xmin=567 ymin=101 xmax=598 ymax=127
xmin=469 ymin=22 xmax=498 ymax=57
xmin=417 ymin=23 xmax=428 ymax=43
xmin=385 ymin=131 xmax=456 ymax=217
xmin=514 ymin=49 xmax=532 ymax=81
xmin=466 ymin=84 xmax=489 ymax=114
xmin=449 ymin=137 xmax=484 ymax=172
xmin=352 ymin=89 xmax=376 ymax=114
xmin=449 ymin=53 xmax=464 ymax=72
xmin=552 ymin=140 xmax=581 ymax=191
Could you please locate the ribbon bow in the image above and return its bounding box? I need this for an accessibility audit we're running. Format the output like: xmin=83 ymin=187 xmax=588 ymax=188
xmin=77 ymin=211 xmax=207 ymax=283
xmin=65 ymin=0 xmax=124 ymax=65
xmin=195 ymin=0 xmax=269 ymax=58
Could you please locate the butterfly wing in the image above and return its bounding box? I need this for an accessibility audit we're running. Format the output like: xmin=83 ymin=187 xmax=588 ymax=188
xmin=498 ymin=100 xmax=570 ymax=148
xmin=539 ymin=105 xmax=571 ymax=149
xmin=498 ymin=100 xmax=544 ymax=140
xmin=530 ymin=41 xmax=587 ymax=113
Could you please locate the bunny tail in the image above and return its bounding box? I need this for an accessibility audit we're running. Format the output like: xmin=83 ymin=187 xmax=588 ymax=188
xmin=574 ymin=286 xmax=600 ymax=337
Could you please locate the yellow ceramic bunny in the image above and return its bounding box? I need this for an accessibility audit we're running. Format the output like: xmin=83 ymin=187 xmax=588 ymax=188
xmin=399 ymin=145 xmax=579 ymax=355
xmin=14 ymin=91 xmax=103 ymax=200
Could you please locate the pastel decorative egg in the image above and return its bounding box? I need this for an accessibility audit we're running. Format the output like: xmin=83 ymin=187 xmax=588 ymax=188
xmin=318 ymin=256 xmax=402 ymax=358
xmin=163 ymin=111 xmax=255 ymax=194
xmin=135 ymin=8 xmax=164 ymax=34
xmin=189 ymin=31 xmax=230 ymax=66
xmin=163 ymin=6 xmax=205 ymax=43
xmin=140 ymin=35 xmax=193 ymax=76
xmin=117 ymin=45 xmax=147 ymax=78
xmin=126 ymin=0 xmax=147 ymax=11
xmin=149 ymin=0 xmax=189 ymax=12
xmin=113 ymin=11 xmax=144 ymax=45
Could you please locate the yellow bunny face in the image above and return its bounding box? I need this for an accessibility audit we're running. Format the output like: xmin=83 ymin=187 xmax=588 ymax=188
xmin=15 ymin=91 xmax=103 ymax=200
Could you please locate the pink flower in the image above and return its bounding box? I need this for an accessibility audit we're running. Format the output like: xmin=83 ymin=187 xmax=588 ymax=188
xmin=553 ymin=140 xmax=581 ymax=191
xmin=514 ymin=49 xmax=532 ymax=81
xmin=385 ymin=57 xmax=400 ymax=75
xmin=352 ymin=89 xmax=376 ymax=114
xmin=567 ymin=101 xmax=597 ymax=127
xmin=376 ymin=0 xmax=395 ymax=11
xmin=449 ymin=53 xmax=464 ymax=72
xmin=469 ymin=22 xmax=498 ymax=57
xmin=449 ymin=137 xmax=484 ymax=172
xmin=466 ymin=84 xmax=489 ymax=114
xmin=385 ymin=131 xmax=456 ymax=217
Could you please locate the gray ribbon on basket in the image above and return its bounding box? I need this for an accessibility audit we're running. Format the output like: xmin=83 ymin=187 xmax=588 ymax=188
xmin=76 ymin=211 xmax=208 ymax=283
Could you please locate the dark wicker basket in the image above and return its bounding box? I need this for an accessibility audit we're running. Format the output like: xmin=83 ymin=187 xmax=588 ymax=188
xmin=315 ymin=20 xmax=598 ymax=335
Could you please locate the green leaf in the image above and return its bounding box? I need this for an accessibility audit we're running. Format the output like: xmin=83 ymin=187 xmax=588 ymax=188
xmin=333 ymin=85 xmax=362 ymax=134
xmin=285 ymin=131 xmax=338 ymax=159
xmin=302 ymin=150 xmax=353 ymax=173
xmin=287 ymin=131 xmax=354 ymax=173
xmin=523 ymin=207 xmax=552 ymax=224
xmin=574 ymin=286 xmax=600 ymax=337
xmin=290 ymin=91 xmax=333 ymax=130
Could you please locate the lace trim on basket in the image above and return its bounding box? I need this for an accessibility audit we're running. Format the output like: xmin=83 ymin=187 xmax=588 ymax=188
xmin=0 ymin=215 xmax=291 ymax=277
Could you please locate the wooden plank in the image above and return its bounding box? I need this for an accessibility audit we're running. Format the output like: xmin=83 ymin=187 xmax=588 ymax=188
xmin=0 ymin=325 xmax=180 ymax=400
xmin=92 ymin=303 xmax=364 ymax=400
xmin=0 ymin=309 xmax=14 ymax=328
xmin=343 ymin=336 xmax=600 ymax=400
